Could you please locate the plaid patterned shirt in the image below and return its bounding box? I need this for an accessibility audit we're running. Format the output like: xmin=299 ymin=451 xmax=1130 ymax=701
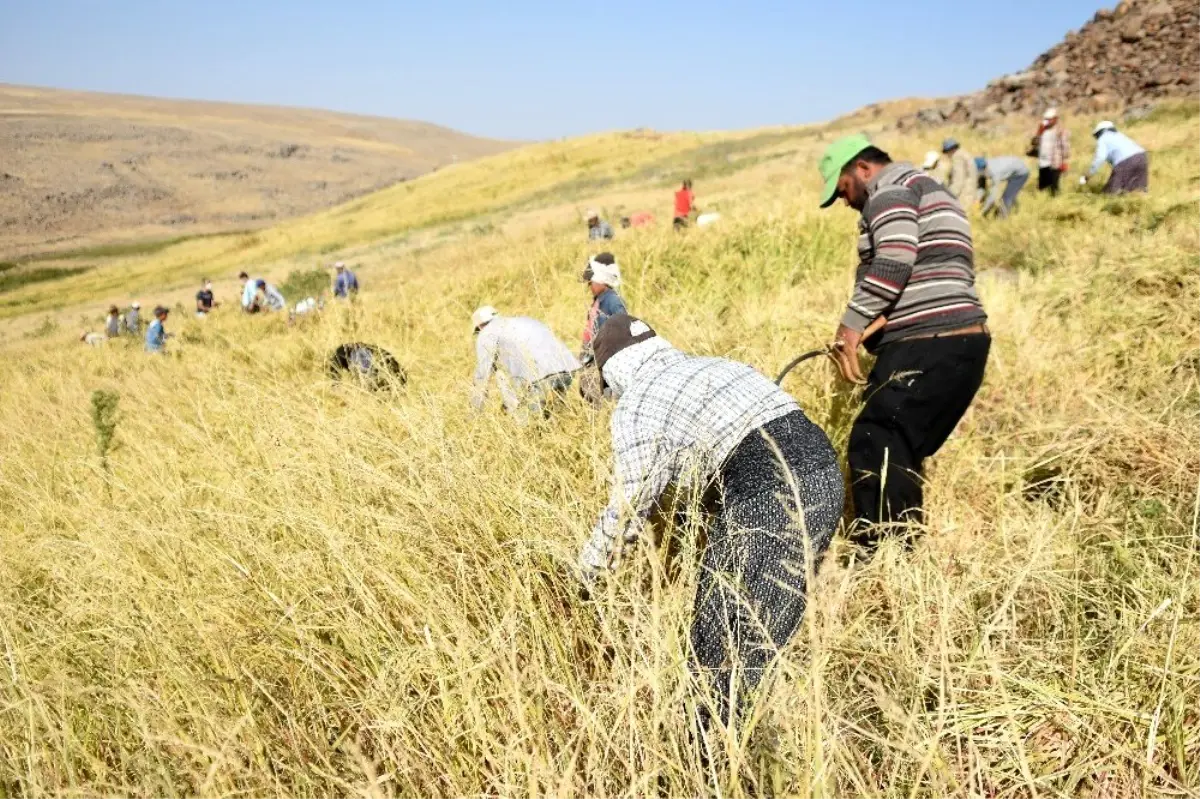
xmin=579 ymin=338 xmax=799 ymax=581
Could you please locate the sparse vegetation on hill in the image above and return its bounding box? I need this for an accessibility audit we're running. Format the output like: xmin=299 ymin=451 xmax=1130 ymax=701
xmin=0 ymin=94 xmax=1196 ymax=797
xmin=0 ymin=84 xmax=515 ymax=261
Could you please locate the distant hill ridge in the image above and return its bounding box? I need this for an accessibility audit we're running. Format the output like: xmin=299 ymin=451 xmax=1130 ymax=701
xmin=0 ymin=84 xmax=516 ymax=259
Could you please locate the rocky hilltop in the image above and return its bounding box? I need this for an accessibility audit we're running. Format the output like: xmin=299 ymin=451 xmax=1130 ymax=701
xmin=902 ymin=0 xmax=1198 ymax=129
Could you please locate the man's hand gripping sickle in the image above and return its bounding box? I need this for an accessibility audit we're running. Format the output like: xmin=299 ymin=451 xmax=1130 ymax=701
xmin=831 ymin=315 xmax=888 ymax=385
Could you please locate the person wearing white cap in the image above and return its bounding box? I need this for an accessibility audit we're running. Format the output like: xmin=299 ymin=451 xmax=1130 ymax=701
xmin=586 ymin=209 xmax=613 ymax=241
xmin=1036 ymin=108 xmax=1070 ymax=196
xmin=125 ymin=301 xmax=141 ymax=334
xmin=1082 ymin=121 xmax=1148 ymax=194
xmin=578 ymin=252 xmax=628 ymax=404
xmin=470 ymin=306 xmax=581 ymax=419
xmin=579 ymin=253 xmax=627 ymax=362
xmin=921 ymin=150 xmax=943 ymax=179
xmin=195 ymin=278 xmax=217 ymax=317
xmin=332 ymin=262 xmax=359 ymax=299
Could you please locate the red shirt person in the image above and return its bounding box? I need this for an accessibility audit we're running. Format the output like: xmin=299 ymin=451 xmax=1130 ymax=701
xmin=673 ymin=179 xmax=695 ymax=229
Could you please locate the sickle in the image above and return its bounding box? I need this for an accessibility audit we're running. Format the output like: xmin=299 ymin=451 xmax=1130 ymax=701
xmin=775 ymin=348 xmax=832 ymax=385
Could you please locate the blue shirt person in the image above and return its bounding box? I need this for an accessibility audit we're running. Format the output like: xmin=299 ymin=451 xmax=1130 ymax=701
xmin=580 ymin=253 xmax=628 ymax=363
xmin=333 ymin=262 xmax=360 ymax=298
xmin=578 ymin=254 xmax=628 ymax=422
xmin=586 ymin=209 xmax=614 ymax=241
xmin=1084 ymin=121 xmax=1149 ymax=194
xmin=145 ymin=306 xmax=170 ymax=353
xmin=1088 ymin=126 xmax=1145 ymax=176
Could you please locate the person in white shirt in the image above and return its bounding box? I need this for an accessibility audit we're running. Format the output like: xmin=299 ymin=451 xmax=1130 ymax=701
xmin=238 ymin=272 xmax=259 ymax=311
xmin=470 ymin=306 xmax=581 ymax=419
xmin=577 ymin=313 xmax=844 ymax=730
xmin=125 ymin=302 xmax=141 ymax=334
xmin=1081 ymin=121 xmax=1148 ymax=194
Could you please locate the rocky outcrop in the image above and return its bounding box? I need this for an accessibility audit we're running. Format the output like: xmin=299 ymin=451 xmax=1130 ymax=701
xmin=900 ymin=0 xmax=1199 ymax=129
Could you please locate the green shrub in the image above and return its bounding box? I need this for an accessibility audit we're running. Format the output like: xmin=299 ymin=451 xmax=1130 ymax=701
xmin=0 ymin=266 xmax=90 ymax=293
xmin=279 ymin=268 xmax=330 ymax=300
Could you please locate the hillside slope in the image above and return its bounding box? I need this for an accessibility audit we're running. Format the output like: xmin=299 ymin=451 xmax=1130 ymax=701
xmin=0 ymin=96 xmax=1195 ymax=796
xmin=0 ymin=121 xmax=831 ymax=321
xmin=0 ymin=84 xmax=515 ymax=259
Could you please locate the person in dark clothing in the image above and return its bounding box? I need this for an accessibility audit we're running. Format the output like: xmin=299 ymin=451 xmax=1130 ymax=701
xmin=327 ymin=343 xmax=407 ymax=390
xmin=817 ymin=134 xmax=990 ymax=545
xmin=196 ymin=278 xmax=217 ymax=317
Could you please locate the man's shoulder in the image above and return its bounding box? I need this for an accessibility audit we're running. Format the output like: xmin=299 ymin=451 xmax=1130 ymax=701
xmin=598 ymin=291 xmax=626 ymax=314
xmin=505 ymin=316 xmax=552 ymax=337
xmin=655 ymin=354 xmax=750 ymax=386
xmin=865 ymin=174 xmax=921 ymax=217
xmin=877 ymin=166 xmax=961 ymax=205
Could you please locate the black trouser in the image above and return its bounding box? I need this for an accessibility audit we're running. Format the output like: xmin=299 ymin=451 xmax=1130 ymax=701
xmin=1037 ymin=166 xmax=1061 ymax=196
xmin=848 ymin=333 xmax=990 ymax=544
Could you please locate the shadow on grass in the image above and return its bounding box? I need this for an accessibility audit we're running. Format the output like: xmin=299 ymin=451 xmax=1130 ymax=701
xmin=16 ymin=229 xmax=253 ymax=264
xmin=0 ymin=266 xmax=91 ymax=294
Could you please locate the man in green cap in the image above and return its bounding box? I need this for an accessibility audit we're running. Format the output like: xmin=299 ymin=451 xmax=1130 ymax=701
xmin=816 ymin=134 xmax=991 ymax=546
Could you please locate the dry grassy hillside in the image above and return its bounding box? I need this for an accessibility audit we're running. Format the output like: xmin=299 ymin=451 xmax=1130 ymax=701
xmin=0 ymin=84 xmax=515 ymax=260
xmin=0 ymin=99 xmax=1196 ymax=796
xmin=0 ymin=123 xmax=796 ymax=325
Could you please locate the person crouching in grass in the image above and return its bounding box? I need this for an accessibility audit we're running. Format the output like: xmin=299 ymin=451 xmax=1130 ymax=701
xmin=577 ymin=314 xmax=844 ymax=732
xmin=145 ymin=306 xmax=170 ymax=354
xmin=578 ymin=252 xmax=627 ymax=404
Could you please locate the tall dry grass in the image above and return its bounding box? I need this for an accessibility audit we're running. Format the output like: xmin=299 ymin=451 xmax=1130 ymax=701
xmin=0 ymin=104 xmax=1197 ymax=797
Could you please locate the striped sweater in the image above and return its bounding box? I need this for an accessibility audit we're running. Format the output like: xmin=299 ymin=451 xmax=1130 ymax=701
xmin=843 ymin=161 xmax=987 ymax=349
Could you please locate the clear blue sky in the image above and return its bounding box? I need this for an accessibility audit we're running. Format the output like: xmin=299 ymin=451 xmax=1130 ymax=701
xmin=1 ymin=0 xmax=1104 ymax=140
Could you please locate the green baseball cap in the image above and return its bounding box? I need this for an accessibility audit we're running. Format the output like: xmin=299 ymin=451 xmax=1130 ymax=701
xmin=818 ymin=134 xmax=873 ymax=208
